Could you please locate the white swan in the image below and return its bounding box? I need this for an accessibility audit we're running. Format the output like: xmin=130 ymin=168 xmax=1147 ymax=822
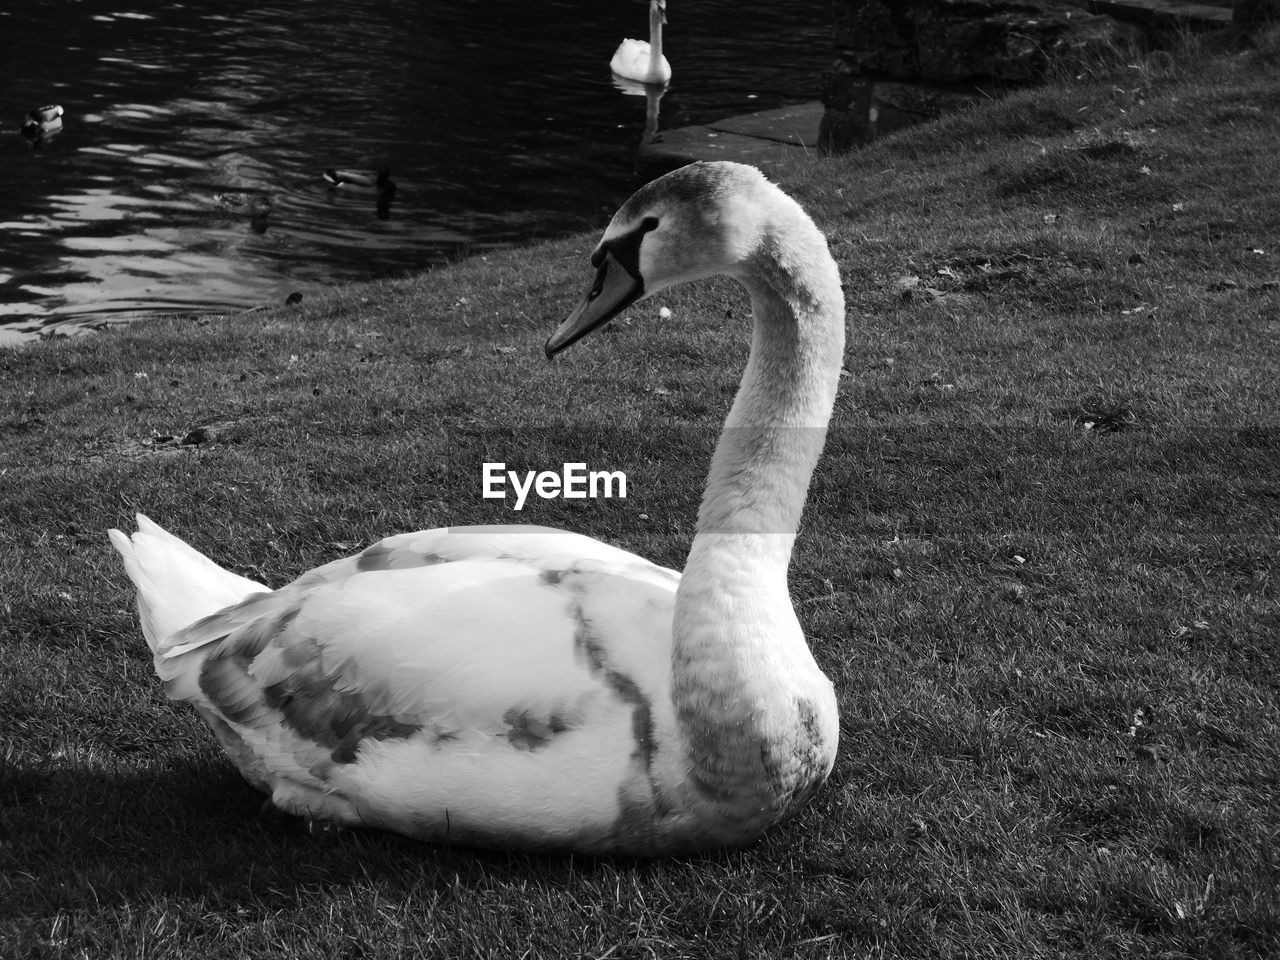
xmin=109 ymin=160 xmax=846 ymax=855
xmin=611 ymin=0 xmax=672 ymax=86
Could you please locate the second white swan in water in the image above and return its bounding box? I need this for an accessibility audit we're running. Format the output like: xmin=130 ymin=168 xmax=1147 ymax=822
xmin=611 ymin=0 xmax=672 ymax=86
xmin=109 ymin=160 xmax=846 ymax=855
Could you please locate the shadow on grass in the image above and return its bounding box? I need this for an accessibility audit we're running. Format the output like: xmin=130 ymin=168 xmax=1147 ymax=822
xmin=1 ymin=755 xmax=648 ymax=920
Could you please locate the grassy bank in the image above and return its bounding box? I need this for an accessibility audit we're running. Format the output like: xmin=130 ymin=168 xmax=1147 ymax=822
xmin=3 ymin=30 xmax=1279 ymax=960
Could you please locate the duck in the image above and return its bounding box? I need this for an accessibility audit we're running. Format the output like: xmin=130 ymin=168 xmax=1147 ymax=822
xmin=214 ymin=191 xmax=273 ymax=217
xmin=109 ymin=160 xmax=846 ymax=855
xmin=611 ymin=0 xmax=672 ymax=86
xmin=21 ymin=104 xmax=64 ymax=140
xmin=322 ymin=166 xmax=395 ymax=196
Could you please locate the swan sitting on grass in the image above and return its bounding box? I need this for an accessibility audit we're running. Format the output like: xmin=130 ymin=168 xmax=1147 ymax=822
xmin=109 ymin=160 xmax=846 ymax=855
xmin=611 ymin=0 xmax=672 ymax=86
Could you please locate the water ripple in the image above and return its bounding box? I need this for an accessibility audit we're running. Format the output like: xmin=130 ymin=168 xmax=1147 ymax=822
xmin=1 ymin=0 xmax=829 ymax=340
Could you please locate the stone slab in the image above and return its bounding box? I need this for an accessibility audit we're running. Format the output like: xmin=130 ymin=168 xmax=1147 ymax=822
xmin=639 ymin=102 xmax=821 ymax=169
xmin=640 ymin=127 xmax=808 ymax=167
xmin=705 ymin=101 xmax=825 ymax=148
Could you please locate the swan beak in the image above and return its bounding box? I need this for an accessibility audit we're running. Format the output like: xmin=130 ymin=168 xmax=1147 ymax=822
xmin=545 ymin=253 xmax=644 ymax=358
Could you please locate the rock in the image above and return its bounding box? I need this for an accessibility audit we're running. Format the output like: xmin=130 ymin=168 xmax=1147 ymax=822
xmin=1233 ymin=0 xmax=1280 ymax=37
xmin=820 ymin=0 xmax=1133 ymax=151
xmin=831 ymin=0 xmax=1121 ymax=85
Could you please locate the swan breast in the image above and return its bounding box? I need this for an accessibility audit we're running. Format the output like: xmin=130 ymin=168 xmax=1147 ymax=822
xmin=610 ymin=40 xmax=671 ymax=85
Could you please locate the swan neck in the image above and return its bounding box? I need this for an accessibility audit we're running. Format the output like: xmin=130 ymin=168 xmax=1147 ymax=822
xmin=689 ymin=220 xmax=845 ymax=568
xmin=667 ymin=205 xmax=844 ymax=839
xmin=649 ymin=2 xmax=664 ymax=60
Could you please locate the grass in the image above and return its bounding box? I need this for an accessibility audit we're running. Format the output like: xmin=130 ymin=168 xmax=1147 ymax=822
xmin=3 ymin=28 xmax=1279 ymax=960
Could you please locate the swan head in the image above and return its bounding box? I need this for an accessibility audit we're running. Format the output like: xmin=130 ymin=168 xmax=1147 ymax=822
xmin=546 ymin=161 xmax=788 ymax=357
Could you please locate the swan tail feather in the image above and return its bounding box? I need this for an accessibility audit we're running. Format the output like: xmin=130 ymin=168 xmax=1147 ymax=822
xmin=109 ymin=514 xmax=267 ymax=654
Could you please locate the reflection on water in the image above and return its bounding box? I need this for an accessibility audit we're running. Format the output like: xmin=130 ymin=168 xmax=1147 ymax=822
xmin=0 ymin=0 xmax=829 ymax=343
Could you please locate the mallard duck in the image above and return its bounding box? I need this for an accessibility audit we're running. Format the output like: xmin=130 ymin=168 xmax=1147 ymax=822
xmin=21 ymin=104 xmax=64 ymax=140
xmin=322 ymin=166 xmax=395 ymax=196
xmin=611 ymin=0 xmax=672 ymax=86
xmin=214 ymin=192 xmax=273 ymax=216
xmin=109 ymin=160 xmax=845 ymax=855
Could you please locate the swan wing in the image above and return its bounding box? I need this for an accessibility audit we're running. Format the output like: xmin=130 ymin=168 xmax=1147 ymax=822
xmin=159 ymin=547 xmax=683 ymax=847
xmin=153 ymin=522 xmax=678 ymax=692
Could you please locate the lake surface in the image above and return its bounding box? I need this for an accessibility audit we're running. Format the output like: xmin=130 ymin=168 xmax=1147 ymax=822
xmin=0 ymin=0 xmax=831 ymax=343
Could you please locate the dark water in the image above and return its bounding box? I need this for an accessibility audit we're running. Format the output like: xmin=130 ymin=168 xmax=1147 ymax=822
xmin=0 ymin=0 xmax=831 ymax=343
